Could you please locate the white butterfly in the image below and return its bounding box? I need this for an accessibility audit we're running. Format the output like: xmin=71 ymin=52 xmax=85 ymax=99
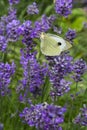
xmin=40 ymin=32 xmax=72 ymax=56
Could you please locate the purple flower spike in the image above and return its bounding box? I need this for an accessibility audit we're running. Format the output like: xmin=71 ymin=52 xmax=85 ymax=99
xmin=0 ymin=35 xmax=7 ymax=52
xmin=16 ymin=48 xmax=48 ymax=102
xmin=74 ymin=104 xmax=87 ymax=126
xmin=0 ymin=62 xmax=15 ymax=96
xmin=65 ymin=28 xmax=76 ymax=42
xmin=72 ymin=59 xmax=87 ymax=82
xmin=6 ymin=20 xmax=20 ymax=42
xmin=55 ymin=0 xmax=72 ymax=17
xmin=8 ymin=0 xmax=20 ymax=5
xmin=47 ymin=53 xmax=73 ymax=97
xmin=20 ymin=103 xmax=66 ymax=130
xmin=27 ymin=2 xmax=39 ymax=15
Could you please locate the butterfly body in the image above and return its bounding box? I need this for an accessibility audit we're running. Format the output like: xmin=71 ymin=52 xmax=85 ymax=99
xmin=40 ymin=32 xmax=72 ymax=56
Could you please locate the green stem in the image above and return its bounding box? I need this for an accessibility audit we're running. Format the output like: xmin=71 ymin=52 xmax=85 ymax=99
xmin=76 ymin=82 xmax=78 ymax=92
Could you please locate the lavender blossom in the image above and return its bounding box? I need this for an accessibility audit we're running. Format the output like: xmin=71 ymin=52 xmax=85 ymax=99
xmin=1 ymin=7 xmax=17 ymax=25
xmin=8 ymin=0 xmax=20 ymax=5
xmin=0 ymin=7 xmax=17 ymax=39
xmin=47 ymin=15 xmax=56 ymax=27
xmin=72 ymin=59 xmax=87 ymax=82
xmin=7 ymin=7 xmax=17 ymax=23
xmin=31 ymin=15 xmax=52 ymax=38
xmin=20 ymin=102 xmax=66 ymax=130
xmin=17 ymin=15 xmax=53 ymax=44
xmin=65 ymin=28 xmax=76 ymax=42
xmin=6 ymin=20 xmax=20 ymax=42
xmin=74 ymin=104 xmax=87 ymax=126
xmin=16 ymin=48 xmax=48 ymax=102
xmin=53 ymin=26 xmax=62 ymax=34
xmin=0 ymin=21 xmax=5 ymax=35
xmin=55 ymin=0 xmax=72 ymax=17
xmin=47 ymin=53 xmax=73 ymax=97
xmin=47 ymin=52 xmax=73 ymax=79
xmin=0 ymin=62 xmax=15 ymax=96
xmin=83 ymin=22 xmax=87 ymax=28
xmin=17 ymin=20 xmax=33 ymax=46
xmin=0 ymin=35 xmax=7 ymax=52
xmin=50 ymin=79 xmax=71 ymax=97
xmin=27 ymin=2 xmax=39 ymax=15
xmin=0 ymin=123 xmax=3 ymax=130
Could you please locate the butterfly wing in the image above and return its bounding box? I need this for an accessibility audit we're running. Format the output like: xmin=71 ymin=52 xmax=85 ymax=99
xmin=40 ymin=33 xmax=72 ymax=56
xmin=47 ymin=33 xmax=72 ymax=51
xmin=40 ymin=34 xmax=61 ymax=56
xmin=63 ymin=41 xmax=72 ymax=51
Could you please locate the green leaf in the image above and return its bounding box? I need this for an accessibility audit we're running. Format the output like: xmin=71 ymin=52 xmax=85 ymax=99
xmin=71 ymin=17 xmax=87 ymax=31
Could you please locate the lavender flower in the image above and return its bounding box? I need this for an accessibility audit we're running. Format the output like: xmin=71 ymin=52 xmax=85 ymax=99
xmin=0 ymin=62 xmax=15 ymax=96
xmin=7 ymin=7 xmax=17 ymax=23
xmin=0 ymin=123 xmax=3 ymax=130
xmin=55 ymin=0 xmax=72 ymax=17
xmin=47 ymin=52 xmax=73 ymax=79
xmin=0 ymin=21 xmax=5 ymax=35
xmin=18 ymin=15 xmax=54 ymax=44
xmin=47 ymin=53 xmax=73 ymax=97
xmin=16 ymin=48 xmax=48 ymax=102
xmin=20 ymin=102 xmax=66 ymax=130
xmin=17 ymin=20 xmax=33 ymax=46
xmin=74 ymin=104 xmax=87 ymax=126
xmin=47 ymin=15 xmax=56 ymax=27
xmin=50 ymin=79 xmax=71 ymax=97
xmin=6 ymin=20 xmax=20 ymax=42
xmin=65 ymin=28 xmax=76 ymax=42
xmin=53 ymin=26 xmax=62 ymax=34
xmin=72 ymin=59 xmax=87 ymax=82
xmin=27 ymin=2 xmax=39 ymax=15
xmin=8 ymin=0 xmax=20 ymax=5
xmin=31 ymin=15 xmax=52 ymax=38
xmin=83 ymin=22 xmax=87 ymax=28
xmin=0 ymin=35 xmax=7 ymax=52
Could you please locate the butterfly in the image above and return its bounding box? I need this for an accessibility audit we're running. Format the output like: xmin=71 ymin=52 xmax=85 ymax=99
xmin=40 ymin=32 xmax=72 ymax=56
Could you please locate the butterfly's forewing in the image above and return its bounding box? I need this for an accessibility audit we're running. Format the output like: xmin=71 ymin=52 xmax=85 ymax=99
xmin=40 ymin=33 xmax=61 ymax=56
xmin=47 ymin=33 xmax=72 ymax=51
xmin=63 ymin=41 xmax=72 ymax=51
xmin=40 ymin=33 xmax=72 ymax=56
xmin=47 ymin=33 xmax=66 ymax=51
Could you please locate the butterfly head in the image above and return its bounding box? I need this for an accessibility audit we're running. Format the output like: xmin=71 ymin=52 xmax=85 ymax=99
xmin=40 ymin=32 xmax=45 ymax=40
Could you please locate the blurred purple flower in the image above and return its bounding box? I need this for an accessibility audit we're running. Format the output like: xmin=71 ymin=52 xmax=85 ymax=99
xmin=0 ymin=62 xmax=15 ymax=96
xmin=53 ymin=26 xmax=62 ymax=34
xmin=72 ymin=59 xmax=87 ymax=82
xmin=0 ymin=123 xmax=3 ymax=130
xmin=55 ymin=0 xmax=72 ymax=17
xmin=27 ymin=2 xmax=39 ymax=15
xmin=7 ymin=7 xmax=17 ymax=23
xmin=1 ymin=7 xmax=17 ymax=25
xmin=47 ymin=53 xmax=73 ymax=97
xmin=8 ymin=0 xmax=20 ymax=5
xmin=31 ymin=15 xmax=55 ymax=38
xmin=16 ymin=48 xmax=48 ymax=102
xmin=74 ymin=104 xmax=87 ymax=126
xmin=20 ymin=103 xmax=66 ymax=130
xmin=6 ymin=20 xmax=20 ymax=42
xmin=50 ymin=79 xmax=71 ymax=97
xmin=65 ymin=28 xmax=76 ymax=42
xmin=17 ymin=20 xmax=33 ymax=46
xmin=0 ymin=35 xmax=7 ymax=52
xmin=0 ymin=22 xmax=5 ymax=35
xmin=17 ymin=15 xmax=54 ymax=45
xmin=83 ymin=22 xmax=87 ymax=28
